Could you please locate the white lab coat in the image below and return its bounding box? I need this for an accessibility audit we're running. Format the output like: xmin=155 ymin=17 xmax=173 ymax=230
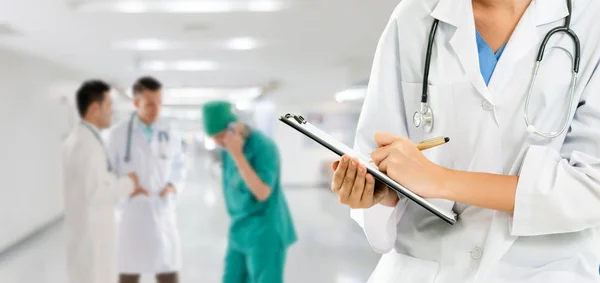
xmin=63 ymin=123 xmax=135 ymax=283
xmin=107 ymin=115 xmax=185 ymax=274
xmin=351 ymin=0 xmax=600 ymax=282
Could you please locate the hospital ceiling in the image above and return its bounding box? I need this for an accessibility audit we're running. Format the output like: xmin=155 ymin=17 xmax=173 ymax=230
xmin=0 ymin=0 xmax=399 ymax=107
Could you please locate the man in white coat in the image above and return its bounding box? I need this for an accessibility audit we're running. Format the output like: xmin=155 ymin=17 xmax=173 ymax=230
xmin=107 ymin=76 xmax=185 ymax=283
xmin=63 ymin=80 xmax=148 ymax=283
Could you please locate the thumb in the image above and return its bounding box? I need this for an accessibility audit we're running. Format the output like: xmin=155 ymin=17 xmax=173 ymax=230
xmin=374 ymin=132 xmax=398 ymax=147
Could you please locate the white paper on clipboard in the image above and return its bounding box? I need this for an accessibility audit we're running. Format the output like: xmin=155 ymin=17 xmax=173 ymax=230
xmin=279 ymin=113 xmax=457 ymax=225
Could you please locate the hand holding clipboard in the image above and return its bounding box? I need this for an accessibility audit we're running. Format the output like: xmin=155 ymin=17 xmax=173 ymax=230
xmin=279 ymin=114 xmax=457 ymax=225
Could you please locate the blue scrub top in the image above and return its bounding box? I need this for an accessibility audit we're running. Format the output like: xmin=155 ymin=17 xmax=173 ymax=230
xmin=476 ymin=30 xmax=507 ymax=85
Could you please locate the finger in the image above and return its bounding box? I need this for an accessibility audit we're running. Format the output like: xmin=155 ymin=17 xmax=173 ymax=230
xmin=331 ymin=161 xmax=340 ymax=171
xmin=370 ymin=145 xmax=393 ymax=165
xmin=374 ymin=132 xmax=399 ymax=147
xmin=361 ymin=173 xmax=376 ymax=206
xmin=339 ymin=157 xmax=359 ymax=203
xmin=378 ymin=158 xmax=389 ymax=173
xmin=349 ymin=165 xmax=367 ymax=206
xmin=331 ymin=156 xmax=349 ymax=193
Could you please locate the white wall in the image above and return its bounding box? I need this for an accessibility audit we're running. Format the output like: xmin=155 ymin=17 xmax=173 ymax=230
xmin=275 ymin=122 xmax=333 ymax=187
xmin=0 ymin=47 xmax=83 ymax=252
xmin=273 ymin=104 xmax=362 ymax=188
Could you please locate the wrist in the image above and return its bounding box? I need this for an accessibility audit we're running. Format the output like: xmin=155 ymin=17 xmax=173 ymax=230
xmin=230 ymin=150 xmax=245 ymax=160
xmin=436 ymin=167 xmax=455 ymax=200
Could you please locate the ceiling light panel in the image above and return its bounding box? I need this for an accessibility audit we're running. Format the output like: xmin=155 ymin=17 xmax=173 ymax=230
xmin=225 ymin=37 xmax=260 ymax=50
xmin=161 ymin=87 xmax=262 ymax=105
xmin=111 ymin=37 xmax=262 ymax=51
xmin=111 ymin=39 xmax=180 ymax=51
xmin=140 ymin=60 xmax=219 ymax=71
xmin=76 ymin=0 xmax=287 ymax=13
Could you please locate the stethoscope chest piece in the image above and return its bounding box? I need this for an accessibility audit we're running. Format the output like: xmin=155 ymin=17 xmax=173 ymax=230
xmin=413 ymin=106 xmax=434 ymax=133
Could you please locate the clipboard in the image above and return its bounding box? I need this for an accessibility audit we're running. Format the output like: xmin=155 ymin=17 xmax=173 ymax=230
xmin=279 ymin=113 xmax=457 ymax=225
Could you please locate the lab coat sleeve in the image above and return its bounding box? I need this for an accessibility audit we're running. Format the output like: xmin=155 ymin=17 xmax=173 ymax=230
xmin=512 ymin=61 xmax=600 ymax=236
xmin=76 ymin=140 xmax=135 ymax=204
xmin=349 ymin=17 xmax=410 ymax=253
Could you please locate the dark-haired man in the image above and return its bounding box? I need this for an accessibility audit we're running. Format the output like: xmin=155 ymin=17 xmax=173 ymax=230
xmin=107 ymin=76 xmax=184 ymax=283
xmin=63 ymin=80 xmax=148 ymax=283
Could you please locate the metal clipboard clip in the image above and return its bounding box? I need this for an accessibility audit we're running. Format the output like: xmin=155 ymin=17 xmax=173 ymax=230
xmin=284 ymin=113 xmax=306 ymax=124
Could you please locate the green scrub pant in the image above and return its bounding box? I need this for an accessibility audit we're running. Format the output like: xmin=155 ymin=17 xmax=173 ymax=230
xmin=223 ymin=245 xmax=286 ymax=283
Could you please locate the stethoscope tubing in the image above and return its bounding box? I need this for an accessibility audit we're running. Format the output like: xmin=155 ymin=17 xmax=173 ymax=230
xmin=124 ymin=112 xmax=169 ymax=163
xmin=416 ymin=0 xmax=580 ymax=138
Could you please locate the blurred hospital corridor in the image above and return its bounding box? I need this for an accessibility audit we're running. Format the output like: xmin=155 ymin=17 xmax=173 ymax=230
xmin=0 ymin=150 xmax=379 ymax=283
xmin=3 ymin=0 xmax=600 ymax=282
xmin=0 ymin=0 xmax=405 ymax=281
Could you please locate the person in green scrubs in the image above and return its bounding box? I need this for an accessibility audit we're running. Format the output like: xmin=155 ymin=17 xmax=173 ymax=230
xmin=202 ymin=101 xmax=297 ymax=283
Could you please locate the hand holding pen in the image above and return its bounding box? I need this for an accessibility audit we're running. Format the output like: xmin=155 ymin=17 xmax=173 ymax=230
xmin=370 ymin=133 xmax=451 ymax=199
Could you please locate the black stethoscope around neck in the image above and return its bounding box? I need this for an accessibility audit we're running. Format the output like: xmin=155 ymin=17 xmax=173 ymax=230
xmin=414 ymin=0 xmax=580 ymax=139
xmin=124 ymin=112 xmax=169 ymax=163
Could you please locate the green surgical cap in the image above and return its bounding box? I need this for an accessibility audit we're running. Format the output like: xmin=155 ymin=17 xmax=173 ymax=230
xmin=202 ymin=100 xmax=238 ymax=136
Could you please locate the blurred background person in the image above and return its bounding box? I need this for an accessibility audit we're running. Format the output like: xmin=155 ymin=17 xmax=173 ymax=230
xmin=107 ymin=77 xmax=185 ymax=283
xmin=202 ymin=101 xmax=297 ymax=283
xmin=63 ymin=80 xmax=147 ymax=283
xmin=0 ymin=1 xmax=402 ymax=282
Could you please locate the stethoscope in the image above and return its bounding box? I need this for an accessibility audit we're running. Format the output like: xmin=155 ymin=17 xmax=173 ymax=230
xmin=414 ymin=0 xmax=580 ymax=139
xmin=124 ymin=112 xmax=170 ymax=163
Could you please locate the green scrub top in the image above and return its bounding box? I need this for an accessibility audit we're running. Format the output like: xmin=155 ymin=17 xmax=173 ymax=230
xmin=221 ymin=129 xmax=297 ymax=253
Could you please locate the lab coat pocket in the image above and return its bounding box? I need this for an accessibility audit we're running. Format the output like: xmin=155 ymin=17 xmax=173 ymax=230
xmin=368 ymin=251 xmax=439 ymax=283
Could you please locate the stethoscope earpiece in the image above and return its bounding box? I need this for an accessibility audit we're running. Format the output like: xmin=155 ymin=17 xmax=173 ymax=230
xmin=526 ymin=125 xmax=537 ymax=134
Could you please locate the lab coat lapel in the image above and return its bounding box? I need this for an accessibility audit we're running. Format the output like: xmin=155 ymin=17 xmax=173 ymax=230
xmin=432 ymin=0 xmax=493 ymax=104
xmin=487 ymin=0 xmax=568 ymax=93
xmin=487 ymin=4 xmax=538 ymax=93
xmin=489 ymin=0 xmax=569 ymax=91
xmin=473 ymin=3 xmax=570 ymax=280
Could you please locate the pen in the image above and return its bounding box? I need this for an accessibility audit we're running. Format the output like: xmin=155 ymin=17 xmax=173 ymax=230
xmin=416 ymin=136 xmax=450 ymax=151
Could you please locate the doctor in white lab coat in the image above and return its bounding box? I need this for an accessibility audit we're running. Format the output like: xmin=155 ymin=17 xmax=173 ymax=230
xmin=63 ymin=80 xmax=147 ymax=283
xmin=331 ymin=0 xmax=600 ymax=282
xmin=107 ymin=77 xmax=185 ymax=283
